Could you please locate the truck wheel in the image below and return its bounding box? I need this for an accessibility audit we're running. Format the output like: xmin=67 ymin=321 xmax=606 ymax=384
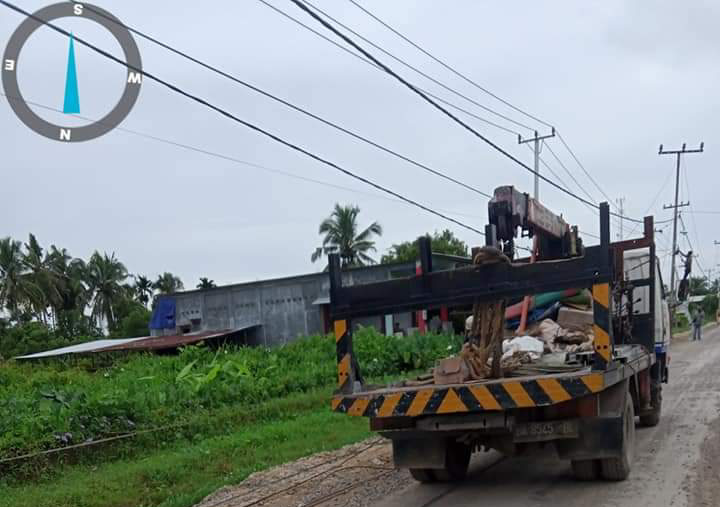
xmin=600 ymin=393 xmax=635 ymax=481
xmin=433 ymin=440 xmax=472 ymax=482
xmin=409 ymin=468 xmax=436 ymax=483
xmin=639 ymin=383 xmax=662 ymax=427
xmin=571 ymin=459 xmax=600 ymax=480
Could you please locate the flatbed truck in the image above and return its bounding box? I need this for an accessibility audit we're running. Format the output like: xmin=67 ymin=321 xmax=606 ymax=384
xmin=327 ymin=199 xmax=669 ymax=482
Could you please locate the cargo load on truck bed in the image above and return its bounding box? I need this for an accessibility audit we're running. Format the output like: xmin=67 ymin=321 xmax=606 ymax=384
xmin=327 ymin=187 xmax=670 ymax=483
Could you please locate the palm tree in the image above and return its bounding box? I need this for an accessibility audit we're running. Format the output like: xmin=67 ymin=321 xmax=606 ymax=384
xmin=0 ymin=237 xmax=39 ymax=318
xmin=22 ymin=234 xmax=61 ymax=323
xmin=154 ymin=272 xmax=184 ymax=294
xmin=85 ymin=252 xmax=129 ymax=329
xmin=311 ymin=204 xmax=382 ymax=267
xmin=46 ymin=245 xmax=89 ymax=328
xmin=197 ymin=277 xmax=216 ymax=289
xmin=133 ymin=275 xmax=154 ymax=307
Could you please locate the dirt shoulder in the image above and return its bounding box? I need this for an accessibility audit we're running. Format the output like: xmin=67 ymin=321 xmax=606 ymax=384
xmin=195 ymin=438 xmax=411 ymax=507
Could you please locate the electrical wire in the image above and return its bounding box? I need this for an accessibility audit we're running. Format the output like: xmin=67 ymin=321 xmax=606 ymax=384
xmin=262 ymin=0 xmax=624 ymax=229
xmin=297 ymin=0 xmax=536 ymax=133
xmin=0 ymin=0 xmax=484 ymax=235
xmin=345 ymin=0 xmax=554 ymax=129
xmin=344 ymin=0 xmax=620 ymax=216
xmin=556 ymin=131 xmax=619 ymax=212
xmin=287 ymin=0 xmax=644 ymax=224
xmin=255 ymin=0 xmax=521 ymax=137
xmin=625 ymin=163 xmax=675 ymax=238
xmin=69 ymin=1 xmax=493 ymax=200
xmin=543 ymin=141 xmax=598 ymax=205
xmin=2 ymin=92 xmax=484 ymax=221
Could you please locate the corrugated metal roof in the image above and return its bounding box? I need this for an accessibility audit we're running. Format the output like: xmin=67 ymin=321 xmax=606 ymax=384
xmin=312 ymin=296 xmax=330 ymax=305
xmin=15 ymin=337 xmax=149 ymax=359
xmin=15 ymin=326 xmax=258 ymax=359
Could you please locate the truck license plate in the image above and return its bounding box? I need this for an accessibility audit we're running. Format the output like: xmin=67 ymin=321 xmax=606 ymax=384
xmin=514 ymin=420 xmax=579 ymax=442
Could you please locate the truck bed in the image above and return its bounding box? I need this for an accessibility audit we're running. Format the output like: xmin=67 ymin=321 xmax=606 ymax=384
xmin=332 ymin=344 xmax=652 ymax=418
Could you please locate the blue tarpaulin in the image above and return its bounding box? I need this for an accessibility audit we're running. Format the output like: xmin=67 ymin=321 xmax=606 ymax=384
xmin=150 ymin=298 xmax=176 ymax=330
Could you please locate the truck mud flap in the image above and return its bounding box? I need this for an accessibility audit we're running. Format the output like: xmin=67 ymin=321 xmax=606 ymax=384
xmin=555 ymin=416 xmax=624 ymax=460
xmin=391 ymin=437 xmax=447 ymax=469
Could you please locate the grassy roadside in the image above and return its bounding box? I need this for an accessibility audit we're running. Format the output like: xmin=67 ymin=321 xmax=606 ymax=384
xmin=0 ymin=395 xmax=371 ymax=507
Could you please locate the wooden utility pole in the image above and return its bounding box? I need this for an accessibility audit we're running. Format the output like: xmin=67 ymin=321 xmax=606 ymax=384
xmin=659 ymin=142 xmax=704 ymax=308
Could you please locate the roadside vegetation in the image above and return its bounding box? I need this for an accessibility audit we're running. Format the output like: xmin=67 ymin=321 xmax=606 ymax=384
xmin=0 ymin=329 xmax=461 ymax=506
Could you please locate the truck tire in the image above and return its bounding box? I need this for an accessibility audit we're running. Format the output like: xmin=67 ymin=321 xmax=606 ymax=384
xmin=600 ymin=393 xmax=635 ymax=481
xmin=432 ymin=440 xmax=472 ymax=482
xmin=571 ymin=459 xmax=600 ymax=480
xmin=639 ymin=383 xmax=662 ymax=427
xmin=409 ymin=468 xmax=436 ymax=483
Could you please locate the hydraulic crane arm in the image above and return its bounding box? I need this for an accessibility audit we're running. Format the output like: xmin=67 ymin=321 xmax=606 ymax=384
xmin=487 ymin=185 xmax=582 ymax=260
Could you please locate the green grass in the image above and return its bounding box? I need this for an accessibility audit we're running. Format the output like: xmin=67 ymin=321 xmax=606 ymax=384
xmin=0 ymin=404 xmax=370 ymax=507
xmin=0 ymin=328 xmax=460 ymax=506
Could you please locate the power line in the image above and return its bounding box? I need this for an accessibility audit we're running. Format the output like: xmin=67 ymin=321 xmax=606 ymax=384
xmin=287 ymin=0 xmax=644 ymax=224
xmin=0 ymin=0 xmax=485 ymax=235
xmin=626 ymin=164 xmax=675 ymax=238
xmin=345 ymin=0 xmax=555 ymax=130
xmin=344 ymin=0 xmax=619 ymax=215
xmin=556 ymin=132 xmax=619 ymax=211
xmin=255 ymin=0 xmax=522 ymax=137
xmin=297 ymin=0 xmax=536 ymax=133
xmin=2 ymin=92 xmax=484 ymax=221
xmin=260 ymin=0 xmax=624 ymax=227
xmin=67 ymin=2 xmax=491 ymax=201
xmin=543 ymin=141 xmax=598 ymax=205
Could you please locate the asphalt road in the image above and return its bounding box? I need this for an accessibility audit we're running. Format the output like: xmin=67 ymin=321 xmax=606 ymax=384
xmin=373 ymin=326 xmax=720 ymax=507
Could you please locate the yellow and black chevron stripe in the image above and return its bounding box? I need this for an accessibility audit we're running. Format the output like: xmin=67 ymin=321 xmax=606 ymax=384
xmin=332 ymin=373 xmax=604 ymax=417
xmin=334 ymin=320 xmax=353 ymax=393
xmin=592 ymin=283 xmax=612 ymax=367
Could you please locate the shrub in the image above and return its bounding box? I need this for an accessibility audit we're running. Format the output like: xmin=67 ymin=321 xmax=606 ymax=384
xmin=0 ymin=328 xmax=460 ymax=463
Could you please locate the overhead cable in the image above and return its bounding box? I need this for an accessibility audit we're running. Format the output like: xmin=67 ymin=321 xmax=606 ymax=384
xmin=287 ymin=0 xmax=644 ymax=224
xmin=70 ymin=1 xmax=493 ymax=200
xmin=346 ymin=0 xmax=555 ymax=129
xmin=0 ymin=0 xmax=484 ymax=235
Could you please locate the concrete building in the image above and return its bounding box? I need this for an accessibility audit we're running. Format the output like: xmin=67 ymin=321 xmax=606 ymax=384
xmin=150 ymin=254 xmax=469 ymax=346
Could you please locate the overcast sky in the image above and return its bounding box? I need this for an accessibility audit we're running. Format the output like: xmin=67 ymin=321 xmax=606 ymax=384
xmin=2 ymin=0 xmax=718 ymax=289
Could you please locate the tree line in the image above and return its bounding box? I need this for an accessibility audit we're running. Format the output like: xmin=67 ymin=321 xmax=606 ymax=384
xmin=0 ymin=234 xmax=187 ymax=337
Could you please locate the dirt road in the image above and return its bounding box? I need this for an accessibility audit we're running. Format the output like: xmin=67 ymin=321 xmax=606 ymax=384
xmin=200 ymin=326 xmax=720 ymax=507
xmin=373 ymin=325 xmax=720 ymax=507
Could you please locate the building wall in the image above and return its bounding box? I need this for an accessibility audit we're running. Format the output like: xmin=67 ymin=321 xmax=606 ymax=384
xmin=158 ymin=255 xmax=469 ymax=346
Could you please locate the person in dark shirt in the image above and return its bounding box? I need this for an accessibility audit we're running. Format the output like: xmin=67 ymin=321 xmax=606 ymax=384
xmin=692 ymin=308 xmax=705 ymax=341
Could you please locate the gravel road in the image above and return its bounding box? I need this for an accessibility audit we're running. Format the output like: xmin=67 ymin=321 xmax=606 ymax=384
xmin=198 ymin=326 xmax=720 ymax=507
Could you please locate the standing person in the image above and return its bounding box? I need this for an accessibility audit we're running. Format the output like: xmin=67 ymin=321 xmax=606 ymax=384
xmin=692 ymin=307 xmax=705 ymax=341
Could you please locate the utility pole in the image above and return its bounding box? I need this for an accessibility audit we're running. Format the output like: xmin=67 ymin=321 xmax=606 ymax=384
xmin=659 ymin=142 xmax=704 ymax=309
xmin=519 ymin=128 xmax=555 ymax=200
xmin=616 ymin=197 xmax=625 ymax=240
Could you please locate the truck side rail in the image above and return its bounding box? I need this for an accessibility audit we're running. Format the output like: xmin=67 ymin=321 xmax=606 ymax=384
xmin=328 ymin=203 xmax=645 ymax=394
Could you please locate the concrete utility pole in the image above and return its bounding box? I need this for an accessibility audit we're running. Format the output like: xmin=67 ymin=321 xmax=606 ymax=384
xmin=659 ymin=142 xmax=704 ymax=307
xmin=519 ymin=128 xmax=555 ymax=200
xmin=616 ymin=197 xmax=625 ymax=240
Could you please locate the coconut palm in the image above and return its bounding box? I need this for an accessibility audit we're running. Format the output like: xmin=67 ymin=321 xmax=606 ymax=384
xmin=133 ymin=275 xmax=154 ymax=307
xmin=311 ymin=204 xmax=382 ymax=267
xmin=85 ymin=252 xmax=129 ymax=328
xmin=47 ymin=246 xmax=88 ymax=315
xmin=154 ymin=272 xmax=184 ymax=294
xmin=197 ymin=277 xmax=216 ymax=289
xmin=0 ymin=237 xmax=39 ymax=318
xmin=22 ymin=234 xmax=62 ymax=322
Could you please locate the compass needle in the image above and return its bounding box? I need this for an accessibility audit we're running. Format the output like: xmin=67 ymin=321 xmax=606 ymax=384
xmin=62 ymin=32 xmax=80 ymax=114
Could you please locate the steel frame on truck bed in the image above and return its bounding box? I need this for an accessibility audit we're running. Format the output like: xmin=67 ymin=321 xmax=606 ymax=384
xmin=327 ymin=203 xmax=659 ymax=420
